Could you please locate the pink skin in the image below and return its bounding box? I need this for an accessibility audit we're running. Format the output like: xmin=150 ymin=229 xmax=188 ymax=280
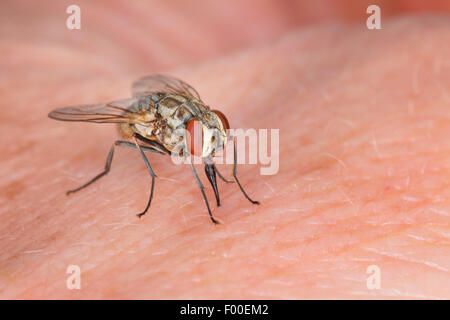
xmin=1 ymin=1 xmax=450 ymax=299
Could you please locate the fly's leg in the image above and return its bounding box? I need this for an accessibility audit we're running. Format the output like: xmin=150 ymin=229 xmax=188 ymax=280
xmin=190 ymin=161 xmax=220 ymax=224
xmin=132 ymin=135 xmax=157 ymax=218
xmin=213 ymin=164 xmax=234 ymax=183
xmin=232 ymin=136 xmax=260 ymax=205
xmin=66 ymin=144 xmax=115 ymax=195
xmin=66 ymin=140 xmax=162 ymax=195
xmin=115 ymin=141 xmax=165 ymax=154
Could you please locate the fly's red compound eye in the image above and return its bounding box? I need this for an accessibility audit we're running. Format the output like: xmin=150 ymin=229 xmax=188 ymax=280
xmin=186 ymin=118 xmax=203 ymax=156
xmin=212 ymin=110 xmax=230 ymax=131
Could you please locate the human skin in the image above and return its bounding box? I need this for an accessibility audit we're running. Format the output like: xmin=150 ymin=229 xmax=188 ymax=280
xmin=1 ymin=9 xmax=450 ymax=299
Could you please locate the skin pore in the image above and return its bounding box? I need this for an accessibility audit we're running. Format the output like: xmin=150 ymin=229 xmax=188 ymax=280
xmin=0 ymin=2 xmax=450 ymax=298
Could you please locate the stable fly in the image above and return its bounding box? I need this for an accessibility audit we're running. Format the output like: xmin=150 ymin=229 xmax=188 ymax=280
xmin=48 ymin=75 xmax=259 ymax=224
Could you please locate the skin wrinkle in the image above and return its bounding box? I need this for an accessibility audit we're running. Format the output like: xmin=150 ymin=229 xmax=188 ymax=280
xmin=365 ymin=247 xmax=450 ymax=273
xmin=1 ymin=15 xmax=450 ymax=299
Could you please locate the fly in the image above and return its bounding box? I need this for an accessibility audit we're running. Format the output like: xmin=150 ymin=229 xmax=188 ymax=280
xmin=48 ymin=75 xmax=259 ymax=224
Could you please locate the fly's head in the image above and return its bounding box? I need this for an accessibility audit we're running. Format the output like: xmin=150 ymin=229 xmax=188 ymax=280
xmin=185 ymin=109 xmax=230 ymax=158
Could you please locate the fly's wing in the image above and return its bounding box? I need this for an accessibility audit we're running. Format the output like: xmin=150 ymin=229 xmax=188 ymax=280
xmin=132 ymin=74 xmax=202 ymax=101
xmin=48 ymin=98 xmax=145 ymax=124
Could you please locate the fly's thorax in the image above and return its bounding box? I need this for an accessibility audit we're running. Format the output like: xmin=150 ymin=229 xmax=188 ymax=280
xmin=130 ymin=94 xmax=196 ymax=152
xmin=157 ymin=95 xmax=195 ymax=151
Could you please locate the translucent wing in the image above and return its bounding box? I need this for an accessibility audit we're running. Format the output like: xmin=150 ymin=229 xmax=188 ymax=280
xmin=132 ymin=74 xmax=202 ymax=101
xmin=48 ymin=98 xmax=144 ymax=124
